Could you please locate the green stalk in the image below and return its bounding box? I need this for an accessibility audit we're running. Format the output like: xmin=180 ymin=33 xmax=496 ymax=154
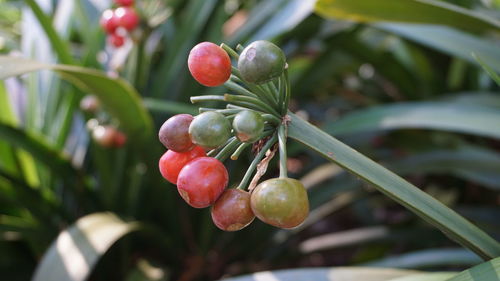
xmin=278 ymin=125 xmax=287 ymax=178
xmin=237 ymin=133 xmax=277 ymax=190
xmin=224 ymin=81 xmax=259 ymax=98
xmin=277 ymin=73 xmax=286 ymax=113
xmin=215 ymin=137 xmax=240 ymax=162
xmin=229 ymin=75 xmax=276 ymax=107
xmin=230 ymin=142 xmax=251 ymax=160
xmin=190 ymin=95 xmax=225 ymax=104
xmin=262 ymin=114 xmax=281 ymax=125
xmin=283 ymin=68 xmax=291 ymax=115
xmin=224 ymin=94 xmax=281 ymax=117
xmin=220 ymin=43 xmax=240 ymax=59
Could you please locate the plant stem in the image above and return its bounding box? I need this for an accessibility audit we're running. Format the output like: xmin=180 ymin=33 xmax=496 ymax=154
xmin=220 ymin=43 xmax=239 ymax=59
xmin=283 ymin=68 xmax=291 ymax=115
xmin=224 ymin=81 xmax=258 ymax=98
xmin=237 ymin=133 xmax=277 ymax=190
xmin=215 ymin=137 xmax=240 ymax=162
xmin=230 ymin=75 xmax=277 ymax=107
xmin=278 ymin=125 xmax=288 ymax=178
xmin=230 ymin=143 xmax=251 ymax=160
xmin=190 ymin=95 xmax=225 ymax=104
xmin=277 ymin=73 xmax=285 ymax=113
xmin=224 ymin=94 xmax=281 ymax=117
xmin=236 ymin=44 xmax=244 ymax=52
xmin=262 ymin=114 xmax=281 ymax=125
xmin=199 ymin=108 xmax=243 ymax=115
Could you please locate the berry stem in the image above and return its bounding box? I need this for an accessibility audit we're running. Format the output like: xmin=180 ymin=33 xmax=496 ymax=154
xmin=230 ymin=75 xmax=277 ymax=108
xmin=220 ymin=43 xmax=239 ymax=59
xmin=261 ymin=114 xmax=281 ymax=125
xmin=230 ymin=142 xmax=251 ymax=160
xmin=225 ymin=80 xmax=259 ymax=98
xmin=215 ymin=137 xmax=240 ymax=162
xmin=199 ymin=108 xmax=243 ymax=115
xmin=190 ymin=95 xmax=225 ymax=104
xmin=283 ymin=68 xmax=291 ymax=115
xmin=224 ymin=94 xmax=281 ymax=117
xmin=278 ymin=124 xmax=288 ymax=178
xmin=236 ymin=44 xmax=244 ymax=52
xmin=236 ymin=133 xmax=277 ymax=190
xmin=277 ymin=73 xmax=286 ymax=114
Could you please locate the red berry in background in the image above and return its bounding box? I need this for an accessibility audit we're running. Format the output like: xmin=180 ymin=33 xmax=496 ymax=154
xmin=188 ymin=42 xmax=231 ymax=87
xmin=108 ymin=33 xmax=125 ymax=48
xmin=159 ymin=146 xmax=206 ymax=184
xmin=115 ymin=7 xmax=139 ymax=31
xmin=113 ymin=130 xmax=127 ymax=147
xmin=114 ymin=0 xmax=134 ymax=6
xmin=100 ymin=9 xmax=119 ymax=34
xmin=177 ymin=157 xmax=228 ymax=208
xmin=159 ymin=114 xmax=195 ymax=152
xmin=80 ymin=95 xmax=100 ymax=113
xmin=92 ymin=126 xmax=126 ymax=148
xmin=211 ymin=189 xmax=254 ymax=231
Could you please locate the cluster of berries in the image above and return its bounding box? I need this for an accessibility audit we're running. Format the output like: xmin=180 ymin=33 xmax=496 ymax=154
xmin=99 ymin=0 xmax=140 ymax=48
xmin=158 ymin=41 xmax=309 ymax=231
xmin=80 ymin=95 xmax=127 ymax=148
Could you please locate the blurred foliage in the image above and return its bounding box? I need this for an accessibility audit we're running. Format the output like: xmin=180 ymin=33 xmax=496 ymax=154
xmin=0 ymin=0 xmax=499 ymax=280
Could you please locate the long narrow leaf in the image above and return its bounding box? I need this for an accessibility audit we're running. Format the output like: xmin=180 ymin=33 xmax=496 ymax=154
xmin=288 ymin=112 xmax=500 ymax=259
xmin=314 ymin=0 xmax=500 ymax=33
xmin=447 ymin=256 xmax=500 ymax=281
xmin=32 ymin=213 xmax=139 ymax=281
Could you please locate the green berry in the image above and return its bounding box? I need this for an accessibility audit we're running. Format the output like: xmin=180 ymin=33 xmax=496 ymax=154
xmin=238 ymin=40 xmax=286 ymax=84
xmin=189 ymin=111 xmax=231 ymax=149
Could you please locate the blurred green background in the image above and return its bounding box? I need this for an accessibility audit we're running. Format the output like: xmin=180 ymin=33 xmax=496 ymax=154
xmin=0 ymin=0 xmax=499 ymax=280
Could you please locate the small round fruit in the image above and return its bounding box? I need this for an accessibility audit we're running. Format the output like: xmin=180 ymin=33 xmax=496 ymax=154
xmin=188 ymin=42 xmax=231 ymax=87
xmin=158 ymin=146 xmax=206 ymax=184
xmin=92 ymin=126 xmax=125 ymax=148
xmin=211 ymin=189 xmax=254 ymax=231
xmin=100 ymin=9 xmax=119 ymax=34
xmin=108 ymin=33 xmax=125 ymax=48
xmin=232 ymin=110 xmax=264 ymax=143
xmin=238 ymin=40 xmax=286 ymax=84
xmin=159 ymin=114 xmax=194 ymax=152
xmin=115 ymin=7 xmax=139 ymax=31
xmin=80 ymin=95 xmax=100 ymax=113
xmin=113 ymin=131 xmax=127 ymax=147
xmin=177 ymin=157 xmax=228 ymax=208
xmin=114 ymin=0 xmax=134 ymax=6
xmin=189 ymin=112 xmax=231 ymax=149
xmin=250 ymin=178 xmax=309 ymax=229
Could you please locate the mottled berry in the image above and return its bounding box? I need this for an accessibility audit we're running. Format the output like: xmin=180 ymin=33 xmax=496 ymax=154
xmin=158 ymin=114 xmax=194 ymax=152
xmin=211 ymin=189 xmax=254 ymax=231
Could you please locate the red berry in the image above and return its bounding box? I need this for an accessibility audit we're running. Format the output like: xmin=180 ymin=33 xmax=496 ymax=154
xmin=108 ymin=33 xmax=125 ymax=47
xmin=159 ymin=146 xmax=206 ymax=184
xmin=92 ymin=126 xmax=125 ymax=148
xmin=100 ymin=9 xmax=119 ymax=34
xmin=115 ymin=7 xmax=139 ymax=31
xmin=177 ymin=157 xmax=228 ymax=208
xmin=113 ymin=131 xmax=127 ymax=147
xmin=211 ymin=189 xmax=254 ymax=231
xmin=114 ymin=0 xmax=134 ymax=6
xmin=188 ymin=42 xmax=231 ymax=87
xmin=159 ymin=114 xmax=195 ymax=152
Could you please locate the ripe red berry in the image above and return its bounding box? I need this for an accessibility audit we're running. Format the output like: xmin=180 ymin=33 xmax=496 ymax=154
xmin=100 ymin=9 xmax=119 ymax=34
xmin=159 ymin=146 xmax=206 ymax=184
xmin=115 ymin=7 xmax=139 ymax=31
xmin=188 ymin=42 xmax=231 ymax=87
xmin=108 ymin=33 xmax=125 ymax=48
xmin=113 ymin=130 xmax=127 ymax=147
xmin=177 ymin=157 xmax=228 ymax=208
xmin=114 ymin=0 xmax=134 ymax=6
xmin=92 ymin=126 xmax=126 ymax=148
xmin=159 ymin=114 xmax=195 ymax=152
xmin=250 ymin=178 xmax=309 ymax=229
xmin=211 ymin=189 xmax=254 ymax=231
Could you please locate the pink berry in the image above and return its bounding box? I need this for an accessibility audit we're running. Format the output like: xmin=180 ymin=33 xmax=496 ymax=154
xmin=100 ymin=9 xmax=119 ymax=34
xmin=115 ymin=7 xmax=139 ymax=31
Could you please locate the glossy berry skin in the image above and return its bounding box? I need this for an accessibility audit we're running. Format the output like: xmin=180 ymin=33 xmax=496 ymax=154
xmin=211 ymin=189 xmax=254 ymax=231
xmin=177 ymin=157 xmax=228 ymax=208
xmin=238 ymin=40 xmax=286 ymax=84
xmin=114 ymin=0 xmax=134 ymax=6
xmin=158 ymin=146 xmax=206 ymax=184
xmin=188 ymin=42 xmax=231 ymax=87
xmin=108 ymin=33 xmax=125 ymax=48
xmin=115 ymin=7 xmax=139 ymax=31
xmin=232 ymin=110 xmax=264 ymax=143
xmin=189 ymin=111 xmax=231 ymax=149
xmin=100 ymin=9 xmax=119 ymax=34
xmin=251 ymin=178 xmax=309 ymax=229
xmin=159 ymin=114 xmax=194 ymax=152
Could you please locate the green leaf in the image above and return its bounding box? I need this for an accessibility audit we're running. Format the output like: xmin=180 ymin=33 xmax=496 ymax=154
xmin=24 ymin=0 xmax=74 ymax=64
xmin=0 ymin=56 xmax=154 ymax=145
xmin=473 ymin=53 xmax=500 ymax=86
xmin=364 ymin=248 xmax=481 ymax=268
xmin=389 ymin=273 xmax=457 ymax=281
xmin=376 ymin=24 xmax=500 ymax=73
xmin=32 ymin=213 xmax=139 ymax=281
xmin=314 ymin=0 xmax=500 ymax=33
xmin=325 ymin=102 xmax=500 ymax=139
xmin=222 ymin=267 xmax=422 ymax=281
xmin=288 ymin=112 xmax=500 ymax=259
xmin=447 ymin=256 xmax=500 ymax=281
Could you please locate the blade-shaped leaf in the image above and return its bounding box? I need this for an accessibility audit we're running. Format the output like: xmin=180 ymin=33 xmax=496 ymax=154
xmin=389 ymin=273 xmax=457 ymax=281
xmin=447 ymin=256 xmax=500 ymax=281
xmin=325 ymin=102 xmax=500 ymax=139
xmin=473 ymin=53 xmax=500 ymax=86
xmin=288 ymin=112 xmax=500 ymax=259
xmin=32 ymin=213 xmax=139 ymax=281
xmin=0 ymin=56 xmax=154 ymax=145
xmin=314 ymin=0 xmax=500 ymax=33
